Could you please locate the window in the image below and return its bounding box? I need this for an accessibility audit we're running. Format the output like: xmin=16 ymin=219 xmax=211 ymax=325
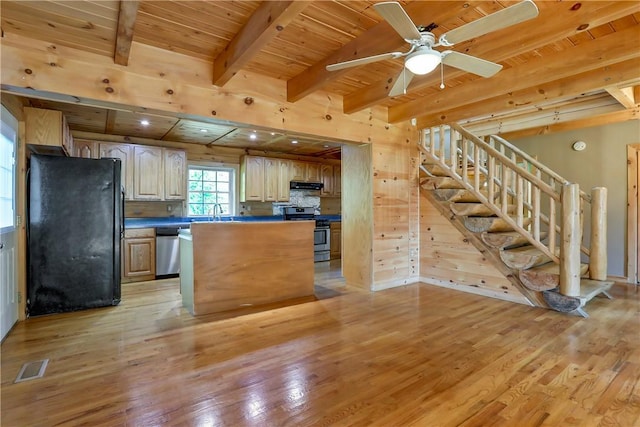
xmin=187 ymin=166 xmax=235 ymax=217
xmin=0 ymin=108 xmax=16 ymax=230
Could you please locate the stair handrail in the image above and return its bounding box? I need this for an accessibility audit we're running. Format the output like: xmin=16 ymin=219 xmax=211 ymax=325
xmin=488 ymin=133 xmax=591 ymax=203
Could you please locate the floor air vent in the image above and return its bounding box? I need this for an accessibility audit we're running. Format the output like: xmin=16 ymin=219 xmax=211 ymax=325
xmin=15 ymin=359 xmax=49 ymax=383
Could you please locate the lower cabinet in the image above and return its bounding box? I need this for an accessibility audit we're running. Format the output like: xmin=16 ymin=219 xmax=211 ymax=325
xmin=122 ymin=228 xmax=156 ymax=283
xmin=330 ymin=222 xmax=341 ymax=260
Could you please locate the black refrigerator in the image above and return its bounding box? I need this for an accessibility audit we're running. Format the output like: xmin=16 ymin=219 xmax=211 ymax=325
xmin=27 ymin=154 xmax=123 ymax=316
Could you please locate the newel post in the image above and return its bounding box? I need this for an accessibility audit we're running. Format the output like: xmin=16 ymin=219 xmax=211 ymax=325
xmin=589 ymin=187 xmax=608 ymax=281
xmin=560 ymin=183 xmax=581 ymax=297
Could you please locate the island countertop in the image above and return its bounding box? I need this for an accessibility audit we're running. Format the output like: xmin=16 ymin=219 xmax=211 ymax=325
xmin=179 ymin=220 xmax=315 ymax=315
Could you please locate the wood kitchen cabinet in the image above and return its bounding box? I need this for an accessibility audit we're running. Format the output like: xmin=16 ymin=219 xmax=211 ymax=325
xmin=330 ymin=222 xmax=341 ymax=260
xmin=277 ymin=159 xmax=291 ymax=201
xmin=240 ymin=155 xmax=265 ymax=202
xmin=122 ymin=228 xmax=155 ymax=283
xmin=321 ymin=164 xmax=334 ymax=196
xmin=321 ymin=164 xmax=341 ymax=197
xmin=290 ymin=161 xmax=306 ymax=181
xmin=73 ymin=139 xmax=99 ymax=159
xmin=100 ymin=142 xmax=134 ymax=200
xmin=264 ymin=157 xmax=278 ymax=202
xmin=25 ymin=107 xmax=74 ymax=156
xmin=333 ymin=165 xmax=341 ymax=196
xmin=306 ymin=162 xmax=321 ymax=182
xmin=133 ymin=145 xmax=163 ymax=200
xmin=164 ymin=149 xmax=187 ymax=200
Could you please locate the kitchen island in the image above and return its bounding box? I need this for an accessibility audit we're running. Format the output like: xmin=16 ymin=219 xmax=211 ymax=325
xmin=179 ymin=221 xmax=315 ymax=315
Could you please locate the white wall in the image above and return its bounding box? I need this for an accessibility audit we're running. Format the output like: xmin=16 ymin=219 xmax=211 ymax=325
xmin=512 ymin=120 xmax=640 ymax=278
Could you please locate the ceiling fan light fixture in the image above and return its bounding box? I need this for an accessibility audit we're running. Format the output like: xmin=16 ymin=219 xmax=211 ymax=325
xmin=405 ymin=48 xmax=441 ymax=75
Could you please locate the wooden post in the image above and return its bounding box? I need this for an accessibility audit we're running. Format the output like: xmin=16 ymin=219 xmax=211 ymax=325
xmin=560 ymin=183 xmax=581 ymax=297
xmin=589 ymin=187 xmax=608 ymax=280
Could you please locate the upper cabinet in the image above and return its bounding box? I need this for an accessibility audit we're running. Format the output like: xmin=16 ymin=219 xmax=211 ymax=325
xmin=100 ymin=143 xmax=134 ymax=200
xmin=321 ymin=164 xmax=341 ymax=197
xmin=290 ymin=161 xmax=306 ymax=182
xmin=277 ymin=159 xmax=291 ymax=202
xmin=306 ymin=162 xmax=321 ymax=182
xmin=164 ymin=149 xmax=187 ymax=200
xmin=133 ymin=146 xmax=164 ymax=200
xmin=240 ymin=155 xmax=265 ymax=202
xmin=241 ymin=155 xmax=340 ymax=202
xmin=25 ymin=107 xmax=74 ymax=156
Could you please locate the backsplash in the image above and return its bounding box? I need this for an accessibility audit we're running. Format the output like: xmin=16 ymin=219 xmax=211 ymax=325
xmin=287 ymin=189 xmax=321 ymax=214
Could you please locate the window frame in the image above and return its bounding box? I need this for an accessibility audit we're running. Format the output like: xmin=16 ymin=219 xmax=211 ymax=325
xmin=187 ymin=164 xmax=236 ymax=218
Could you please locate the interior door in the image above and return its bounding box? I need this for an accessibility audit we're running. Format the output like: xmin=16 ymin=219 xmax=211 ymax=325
xmin=0 ymin=105 xmax=18 ymax=340
xmin=637 ymin=149 xmax=640 ymax=284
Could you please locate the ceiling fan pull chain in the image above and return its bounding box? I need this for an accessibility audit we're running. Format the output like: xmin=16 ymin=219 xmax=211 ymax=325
xmin=440 ymin=62 xmax=445 ymax=90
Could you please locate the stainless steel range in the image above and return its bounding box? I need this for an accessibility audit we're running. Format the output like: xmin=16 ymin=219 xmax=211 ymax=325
xmin=284 ymin=207 xmax=330 ymax=262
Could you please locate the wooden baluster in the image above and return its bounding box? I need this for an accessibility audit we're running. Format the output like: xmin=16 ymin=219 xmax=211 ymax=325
xmin=488 ymin=155 xmax=495 ymax=204
xmin=501 ymin=161 xmax=509 ymax=213
xmin=474 ymin=145 xmax=480 ymax=193
xmin=462 ymin=137 xmax=468 ymax=185
xmin=430 ymin=127 xmax=436 ymax=156
xmin=549 ymin=179 xmax=557 ymax=255
xmin=516 ymin=174 xmax=524 ymax=227
xmin=560 ymin=183 xmax=581 ymax=297
xmin=533 ymin=170 xmax=541 ymax=241
xmin=438 ymin=125 xmax=447 ymax=163
xmin=590 ymin=187 xmax=608 ymax=281
xmin=450 ymin=129 xmax=458 ymax=174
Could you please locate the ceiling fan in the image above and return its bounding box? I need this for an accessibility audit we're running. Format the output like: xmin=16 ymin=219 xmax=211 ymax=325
xmin=326 ymin=0 xmax=539 ymax=96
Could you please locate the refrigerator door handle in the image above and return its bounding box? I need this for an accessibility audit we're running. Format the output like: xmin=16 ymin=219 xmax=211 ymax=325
xmin=120 ymin=188 xmax=125 ymax=240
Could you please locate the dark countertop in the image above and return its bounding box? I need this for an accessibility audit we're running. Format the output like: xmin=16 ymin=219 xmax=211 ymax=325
xmin=125 ymin=215 xmax=341 ymax=229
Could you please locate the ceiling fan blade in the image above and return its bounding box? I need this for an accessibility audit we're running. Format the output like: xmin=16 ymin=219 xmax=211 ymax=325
xmin=373 ymin=2 xmax=422 ymax=41
xmin=389 ymin=68 xmax=415 ymax=97
xmin=439 ymin=0 xmax=539 ymax=46
xmin=441 ymin=51 xmax=502 ymax=78
xmin=326 ymin=52 xmax=403 ymax=71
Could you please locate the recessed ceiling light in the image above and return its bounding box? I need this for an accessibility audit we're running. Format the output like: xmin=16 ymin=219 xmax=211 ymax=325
xmin=249 ymin=133 xmax=257 ymax=140
xmin=291 ymin=140 xmax=298 ymax=144
xmin=200 ymin=129 xmax=208 ymax=133
xmin=270 ymin=132 xmax=275 ymax=136
xmin=324 ymin=145 xmax=329 ymax=148
xmin=140 ymin=120 xmax=150 ymax=126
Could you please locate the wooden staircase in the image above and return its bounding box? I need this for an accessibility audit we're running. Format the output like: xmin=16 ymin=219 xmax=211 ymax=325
xmin=419 ymin=124 xmax=613 ymax=317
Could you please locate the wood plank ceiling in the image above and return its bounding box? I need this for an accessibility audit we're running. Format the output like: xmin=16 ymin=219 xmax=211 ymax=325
xmin=1 ymin=0 xmax=639 ymax=156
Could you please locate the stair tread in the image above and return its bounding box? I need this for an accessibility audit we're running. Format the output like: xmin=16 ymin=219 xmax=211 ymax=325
xmin=526 ymin=262 xmax=589 ymax=275
xmin=578 ymin=279 xmax=614 ymax=303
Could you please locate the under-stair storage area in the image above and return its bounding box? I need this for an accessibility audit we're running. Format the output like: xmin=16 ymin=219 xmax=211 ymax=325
xmin=419 ymin=123 xmax=613 ymax=317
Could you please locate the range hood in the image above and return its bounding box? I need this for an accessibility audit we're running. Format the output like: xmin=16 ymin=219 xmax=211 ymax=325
xmin=290 ymin=181 xmax=323 ymax=190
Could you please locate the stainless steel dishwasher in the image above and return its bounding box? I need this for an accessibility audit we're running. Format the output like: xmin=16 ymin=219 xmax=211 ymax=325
xmin=155 ymin=227 xmax=184 ymax=278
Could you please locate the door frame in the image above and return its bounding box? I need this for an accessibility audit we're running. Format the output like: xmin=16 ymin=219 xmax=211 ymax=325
xmin=627 ymin=144 xmax=640 ymax=284
xmin=1 ymin=104 xmax=19 ymax=339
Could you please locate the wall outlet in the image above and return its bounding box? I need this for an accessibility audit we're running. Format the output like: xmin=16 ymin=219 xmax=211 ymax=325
xmin=167 ymin=205 xmax=172 ymax=212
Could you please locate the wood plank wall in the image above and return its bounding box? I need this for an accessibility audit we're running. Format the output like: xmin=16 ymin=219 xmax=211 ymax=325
xmin=420 ymin=192 xmax=530 ymax=305
xmin=342 ymin=144 xmax=373 ymax=289
xmin=371 ymin=132 xmax=421 ymax=290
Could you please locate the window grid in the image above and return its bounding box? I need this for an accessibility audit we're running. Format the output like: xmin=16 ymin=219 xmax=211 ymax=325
xmin=187 ymin=166 xmax=234 ymax=217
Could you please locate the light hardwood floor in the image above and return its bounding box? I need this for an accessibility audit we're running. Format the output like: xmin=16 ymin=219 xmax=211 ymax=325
xmin=2 ymin=263 xmax=639 ymax=426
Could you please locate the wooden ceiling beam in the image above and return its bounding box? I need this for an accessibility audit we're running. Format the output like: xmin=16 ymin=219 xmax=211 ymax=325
xmin=344 ymin=1 xmax=640 ymax=114
xmin=416 ymin=58 xmax=640 ymax=129
xmin=212 ymin=1 xmax=309 ymax=87
xmin=463 ymin=94 xmax=623 ymax=135
xmin=114 ymin=1 xmax=139 ymax=66
xmin=497 ymin=108 xmax=639 ymax=140
xmin=606 ymin=86 xmax=637 ymax=109
xmin=389 ymin=25 xmax=640 ymax=124
xmin=286 ymin=1 xmax=469 ymax=103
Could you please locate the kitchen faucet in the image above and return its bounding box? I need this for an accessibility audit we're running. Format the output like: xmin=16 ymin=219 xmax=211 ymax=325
xmin=212 ymin=203 xmax=223 ymax=222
